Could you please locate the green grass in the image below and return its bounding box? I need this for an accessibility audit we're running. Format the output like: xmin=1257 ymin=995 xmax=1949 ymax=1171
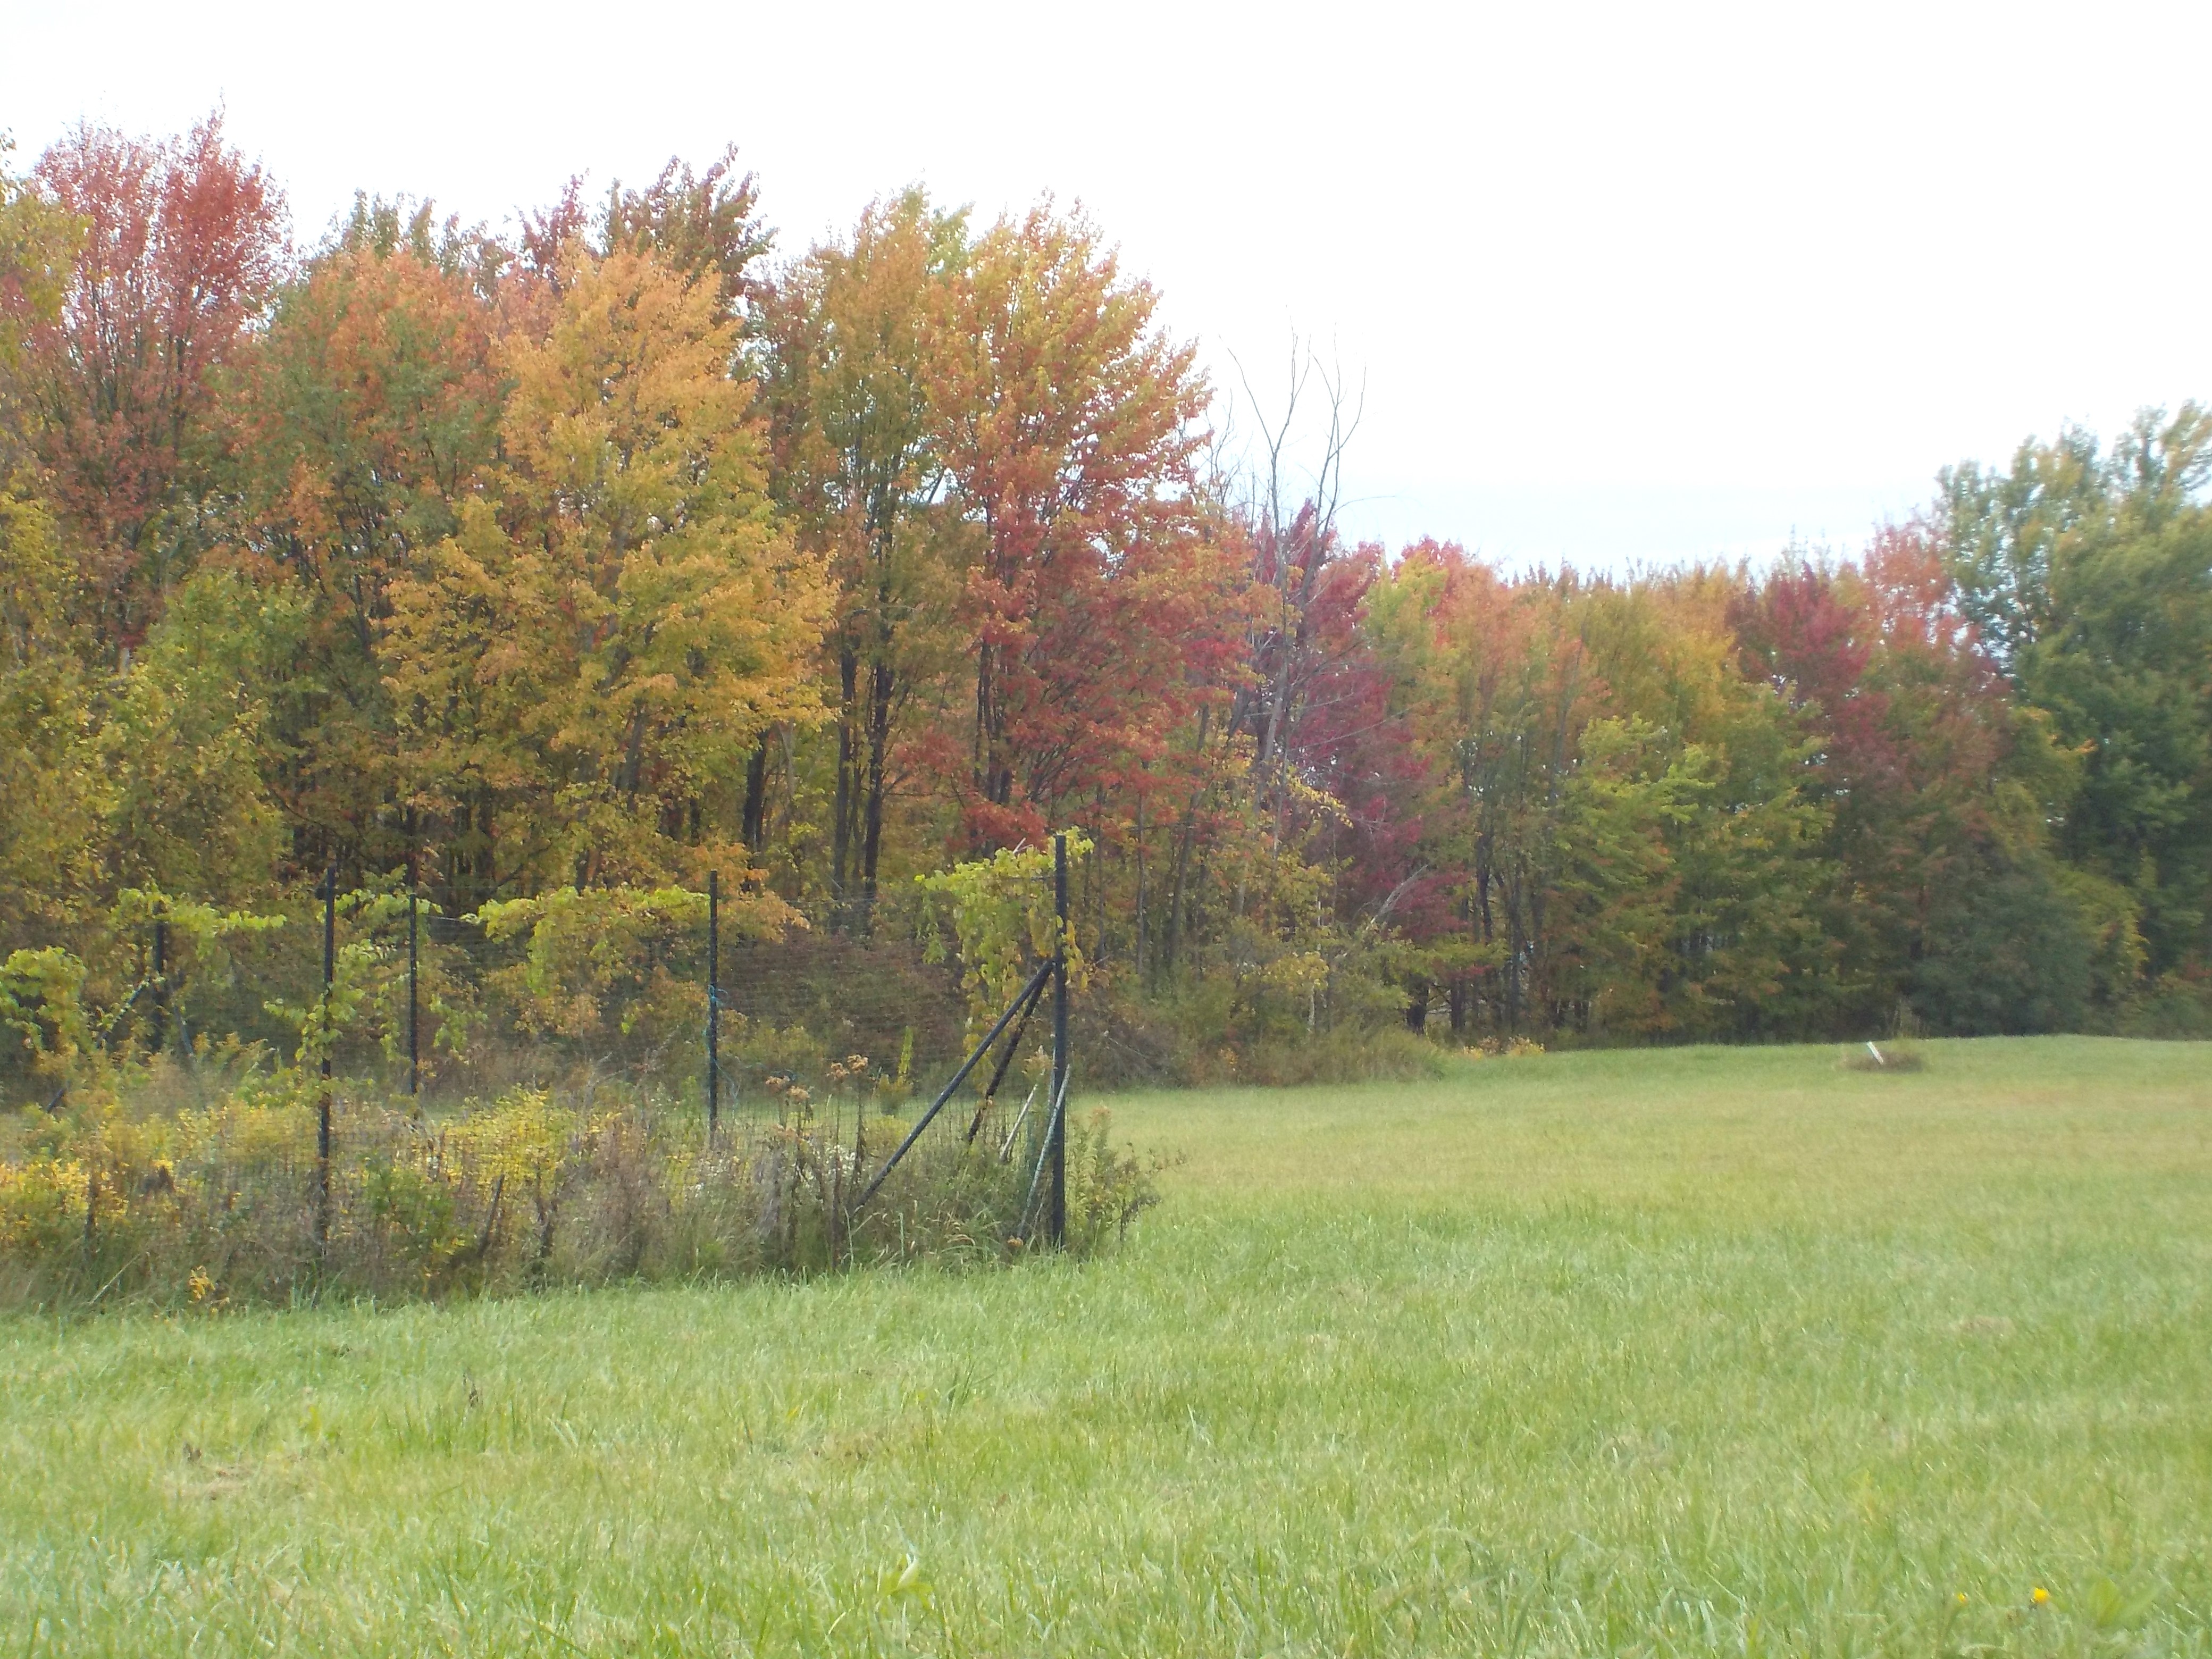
xmin=5 ymin=1036 xmax=2209 ymax=1656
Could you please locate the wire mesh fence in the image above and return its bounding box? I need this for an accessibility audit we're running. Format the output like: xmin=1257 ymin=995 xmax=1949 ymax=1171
xmin=716 ymin=836 xmax=1076 ymax=1253
xmin=3 ymin=839 xmax=1091 ymax=1291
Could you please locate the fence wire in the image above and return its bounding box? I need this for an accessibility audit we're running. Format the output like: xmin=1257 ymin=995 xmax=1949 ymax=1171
xmin=5 ymin=850 xmax=1079 ymax=1261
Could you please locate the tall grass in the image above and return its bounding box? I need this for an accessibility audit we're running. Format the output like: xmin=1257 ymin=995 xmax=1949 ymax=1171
xmin=2 ymin=1037 xmax=2207 ymax=1656
xmin=0 ymin=1054 xmax=1159 ymax=1307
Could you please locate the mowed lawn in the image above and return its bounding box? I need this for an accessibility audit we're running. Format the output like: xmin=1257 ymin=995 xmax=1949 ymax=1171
xmin=5 ymin=1039 xmax=2210 ymax=1657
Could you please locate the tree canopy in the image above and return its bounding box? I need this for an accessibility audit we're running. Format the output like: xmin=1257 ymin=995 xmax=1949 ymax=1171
xmin=3 ymin=116 xmax=2207 ymax=1083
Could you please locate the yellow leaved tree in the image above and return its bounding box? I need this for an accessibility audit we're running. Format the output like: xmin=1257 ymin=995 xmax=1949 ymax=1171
xmin=383 ymin=248 xmax=832 ymax=900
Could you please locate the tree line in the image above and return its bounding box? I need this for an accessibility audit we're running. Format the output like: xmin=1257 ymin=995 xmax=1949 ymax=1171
xmin=2 ymin=115 xmax=2206 ymax=1079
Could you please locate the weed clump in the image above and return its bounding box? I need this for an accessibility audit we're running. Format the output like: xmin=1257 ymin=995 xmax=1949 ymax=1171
xmin=0 ymin=1056 xmax=1160 ymax=1310
xmin=1462 ymin=1036 xmax=1547 ymax=1060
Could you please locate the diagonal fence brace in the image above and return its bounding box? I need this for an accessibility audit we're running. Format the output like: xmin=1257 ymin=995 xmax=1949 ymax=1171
xmin=965 ymin=969 xmax=1050 ymax=1144
xmin=852 ymin=957 xmax=1056 ymax=1210
xmin=1017 ymin=1069 xmax=1072 ymax=1244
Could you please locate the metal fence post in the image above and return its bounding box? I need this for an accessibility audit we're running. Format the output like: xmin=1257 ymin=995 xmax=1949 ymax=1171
xmin=1049 ymin=832 xmax=1068 ymax=1248
xmin=407 ymin=838 xmax=420 ymax=1099
xmin=707 ymin=869 xmax=720 ymax=1135
xmin=316 ymin=861 xmax=335 ymax=1253
xmin=149 ymin=901 xmax=167 ymax=1055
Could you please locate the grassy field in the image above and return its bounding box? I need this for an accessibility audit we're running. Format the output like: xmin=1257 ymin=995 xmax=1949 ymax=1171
xmin=5 ymin=1037 xmax=2209 ymax=1656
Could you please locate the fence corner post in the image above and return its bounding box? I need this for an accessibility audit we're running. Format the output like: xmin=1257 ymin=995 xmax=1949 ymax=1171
xmin=707 ymin=869 xmax=720 ymax=1136
xmin=407 ymin=828 xmax=421 ymax=1099
xmin=316 ymin=860 xmax=336 ymax=1256
xmin=1049 ymin=832 xmax=1068 ymax=1249
xmin=149 ymin=900 xmax=167 ymax=1057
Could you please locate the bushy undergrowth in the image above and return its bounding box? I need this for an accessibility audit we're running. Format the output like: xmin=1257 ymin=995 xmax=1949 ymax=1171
xmin=1073 ymin=965 xmax=1447 ymax=1090
xmin=2118 ymin=974 xmax=2212 ymax=1040
xmin=0 ymin=1055 xmax=1160 ymax=1309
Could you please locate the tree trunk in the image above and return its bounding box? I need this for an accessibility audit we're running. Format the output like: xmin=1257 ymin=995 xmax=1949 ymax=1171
xmin=858 ymin=656 xmax=894 ymax=934
xmin=1133 ymin=793 xmax=1147 ymax=981
xmin=831 ymin=643 xmax=858 ymax=924
xmin=741 ymin=735 xmax=770 ymax=853
xmin=970 ymin=641 xmax=994 ymax=844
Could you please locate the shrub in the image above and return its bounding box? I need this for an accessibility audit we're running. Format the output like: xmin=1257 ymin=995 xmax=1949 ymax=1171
xmin=1060 ymin=1107 xmax=1168 ymax=1252
xmin=0 ymin=1058 xmax=1158 ymax=1309
xmin=1461 ymin=1036 xmax=1547 ymax=1060
xmin=1072 ymin=963 xmax=1446 ymax=1090
xmin=2121 ymin=974 xmax=2212 ymax=1040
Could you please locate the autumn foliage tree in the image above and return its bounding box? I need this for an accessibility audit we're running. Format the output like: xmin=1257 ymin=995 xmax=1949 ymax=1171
xmin=223 ymin=232 xmax=509 ymax=869
xmin=758 ymin=190 xmax=970 ymax=925
xmin=931 ymin=205 xmax=1230 ymax=852
xmin=4 ymin=114 xmax=2209 ymax=1100
xmin=20 ymin=115 xmax=286 ymax=660
xmin=383 ymin=248 xmax=831 ymax=900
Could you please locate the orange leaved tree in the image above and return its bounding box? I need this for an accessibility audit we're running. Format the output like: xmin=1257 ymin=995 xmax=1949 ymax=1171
xmin=383 ymin=248 xmax=831 ymax=903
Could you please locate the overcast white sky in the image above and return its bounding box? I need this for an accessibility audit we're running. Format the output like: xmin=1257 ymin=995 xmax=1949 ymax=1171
xmin=7 ymin=0 xmax=2209 ymax=567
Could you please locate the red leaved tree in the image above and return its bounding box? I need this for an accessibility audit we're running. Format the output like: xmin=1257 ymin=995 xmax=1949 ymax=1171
xmin=26 ymin=114 xmax=287 ymax=660
xmin=930 ymin=204 xmax=1237 ymax=853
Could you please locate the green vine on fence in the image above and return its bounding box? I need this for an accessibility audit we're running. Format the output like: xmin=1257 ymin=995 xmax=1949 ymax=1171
xmin=0 ymin=948 xmax=91 ymax=1086
xmin=915 ymin=833 xmax=1091 ymax=1029
xmin=4 ymin=890 xmax=290 ymax=1097
xmin=472 ymin=883 xmax=794 ymax=1041
xmin=264 ymin=888 xmax=479 ymax=1074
